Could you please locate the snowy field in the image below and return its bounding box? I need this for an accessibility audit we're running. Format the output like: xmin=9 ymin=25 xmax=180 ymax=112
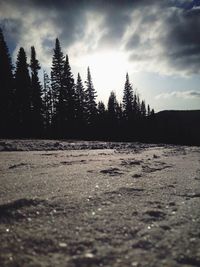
xmin=0 ymin=140 xmax=200 ymax=267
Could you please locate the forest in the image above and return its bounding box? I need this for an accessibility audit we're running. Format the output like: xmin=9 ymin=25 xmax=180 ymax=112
xmin=0 ymin=28 xmax=199 ymax=145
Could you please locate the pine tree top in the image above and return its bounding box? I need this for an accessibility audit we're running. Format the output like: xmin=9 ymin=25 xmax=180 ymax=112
xmin=0 ymin=27 xmax=13 ymax=73
xmin=16 ymin=47 xmax=28 ymax=69
xmin=30 ymin=46 xmax=41 ymax=73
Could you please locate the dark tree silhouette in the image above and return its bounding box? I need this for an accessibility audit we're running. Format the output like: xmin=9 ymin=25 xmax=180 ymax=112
xmin=30 ymin=46 xmax=43 ymax=137
xmin=129 ymin=91 xmax=141 ymax=121
xmin=146 ymin=106 xmax=156 ymax=142
xmin=43 ymin=71 xmax=53 ymax=132
xmin=108 ymin=91 xmax=119 ymax=120
xmin=85 ymin=67 xmax=97 ymax=133
xmin=75 ymin=73 xmax=86 ymax=135
xmin=0 ymin=28 xmax=14 ymax=136
xmin=51 ymin=38 xmax=65 ymax=135
xmin=96 ymin=101 xmax=107 ymax=139
xmin=122 ymin=73 xmax=134 ymax=121
xmin=147 ymin=104 xmax=151 ymax=117
xmin=151 ymin=109 xmax=155 ymax=117
xmin=97 ymin=101 xmax=106 ymax=116
xmin=140 ymin=100 xmax=146 ymax=118
xmin=107 ymin=91 xmax=120 ymax=138
xmin=116 ymin=102 xmax=123 ymax=121
xmin=14 ymin=47 xmax=31 ymax=137
xmin=61 ymin=55 xmax=76 ymax=137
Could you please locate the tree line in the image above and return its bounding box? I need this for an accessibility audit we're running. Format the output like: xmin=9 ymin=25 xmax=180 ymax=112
xmin=0 ymin=28 xmax=156 ymax=141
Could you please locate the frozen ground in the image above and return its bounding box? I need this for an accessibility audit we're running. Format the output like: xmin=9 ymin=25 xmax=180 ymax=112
xmin=0 ymin=140 xmax=200 ymax=267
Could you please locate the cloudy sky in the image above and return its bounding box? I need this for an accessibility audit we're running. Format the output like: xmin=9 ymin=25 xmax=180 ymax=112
xmin=0 ymin=0 xmax=200 ymax=111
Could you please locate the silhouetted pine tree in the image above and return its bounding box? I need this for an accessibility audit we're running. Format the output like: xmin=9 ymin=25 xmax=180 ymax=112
xmin=151 ymin=109 xmax=155 ymax=117
xmin=75 ymin=73 xmax=86 ymax=135
xmin=62 ymin=55 xmax=76 ymax=137
xmin=43 ymin=71 xmax=53 ymax=132
xmin=85 ymin=67 xmax=97 ymax=126
xmin=122 ymin=73 xmax=134 ymax=121
xmin=132 ymin=94 xmax=137 ymax=117
xmin=116 ymin=102 xmax=123 ymax=121
xmin=96 ymin=101 xmax=107 ymax=139
xmin=30 ymin=46 xmax=43 ymax=137
xmin=141 ymin=100 xmax=146 ymax=118
xmin=97 ymin=101 xmax=106 ymax=116
xmin=108 ymin=91 xmax=118 ymax=120
xmin=0 ymin=28 xmax=14 ymax=136
xmin=131 ymin=92 xmax=141 ymax=120
xmin=116 ymin=102 xmax=124 ymax=140
xmin=107 ymin=91 xmax=120 ymax=139
xmin=51 ymin=38 xmax=65 ymax=135
xmin=14 ymin=47 xmax=31 ymax=137
xmin=138 ymin=99 xmax=146 ymax=140
xmin=147 ymin=104 xmax=151 ymax=117
xmin=149 ymin=108 xmax=156 ymax=142
xmin=136 ymin=94 xmax=141 ymax=117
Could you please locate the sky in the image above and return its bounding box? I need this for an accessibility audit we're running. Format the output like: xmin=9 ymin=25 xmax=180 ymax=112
xmin=0 ymin=0 xmax=200 ymax=111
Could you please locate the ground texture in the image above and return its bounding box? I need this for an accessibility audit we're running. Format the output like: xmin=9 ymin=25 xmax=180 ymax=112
xmin=0 ymin=140 xmax=200 ymax=267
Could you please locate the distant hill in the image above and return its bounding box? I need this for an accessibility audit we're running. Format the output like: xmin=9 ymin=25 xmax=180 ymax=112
xmin=154 ymin=110 xmax=200 ymax=145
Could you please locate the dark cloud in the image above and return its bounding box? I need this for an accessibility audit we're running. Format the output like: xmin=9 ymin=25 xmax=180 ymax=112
xmin=0 ymin=0 xmax=199 ymax=74
xmin=190 ymin=91 xmax=200 ymax=97
xmin=0 ymin=19 xmax=22 ymax=52
xmin=164 ymin=9 xmax=200 ymax=47
xmin=126 ymin=34 xmax=141 ymax=49
xmin=123 ymin=1 xmax=200 ymax=74
xmin=21 ymin=0 xmax=156 ymax=9
xmin=0 ymin=0 xmax=89 ymax=49
xmin=169 ymin=0 xmax=200 ymax=10
xmin=162 ymin=7 xmax=200 ymax=74
xmin=98 ymin=9 xmax=132 ymax=48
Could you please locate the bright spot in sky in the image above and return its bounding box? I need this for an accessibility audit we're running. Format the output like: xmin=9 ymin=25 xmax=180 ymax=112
xmin=81 ymin=51 xmax=130 ymax=101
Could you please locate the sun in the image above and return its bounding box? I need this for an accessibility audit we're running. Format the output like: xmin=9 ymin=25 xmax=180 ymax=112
xmin=82 ymin=50 xmax=130 ymax=101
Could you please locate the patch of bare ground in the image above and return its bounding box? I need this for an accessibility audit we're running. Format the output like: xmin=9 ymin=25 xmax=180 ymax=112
xmin=0 ymin=141 xmax=200 ymax=266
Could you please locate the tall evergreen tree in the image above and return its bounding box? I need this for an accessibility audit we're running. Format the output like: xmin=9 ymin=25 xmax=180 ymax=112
xmin=136 ymin=94 xmax=141 ymax=117
xmin=97 ymin=101 xmax=107 ymax=139
xmin=30 ymin=46 xmax=43 ymax=136
xmin=122 ymin=73 xmax=134 ymax=121
xmin=147 ymin=104 xmax=151 ymax=117
xmin=61 ymin=55 xmax=76 ymax=136
xmin=97 ymin=101 xmax=106 ymax=116
xmin=107 ymin=91 xmax=120 ymax=139
xmin=141 ymin=100 xmax=146 ymax=118
xmin=14 ymin=47 xmax=31 ymax=136
xmin=132 ymin=94 xmax=137 ymax=117
xmin=108 ymin=91 xmax=119 ymax=121
xmin=0 ymin=28 xmax=14 ymax=136
xmin=116 ymin=102 xmax=123 ymax=122
xmin=75 ymin=73 xmax=86 ymax=129
xmin=85 ymin=67 xmax=97 ymax=125
xmin=43 ymin=71 xmax=53 ymax=131
xmin=51 ymin=38 xmax=65 ymax=134
xmin=151 ymin=108 xmax=155 ymax=117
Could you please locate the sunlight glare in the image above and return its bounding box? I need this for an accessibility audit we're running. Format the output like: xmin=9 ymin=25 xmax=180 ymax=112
xmin=83 ymin=51 xmax=130 ymax=101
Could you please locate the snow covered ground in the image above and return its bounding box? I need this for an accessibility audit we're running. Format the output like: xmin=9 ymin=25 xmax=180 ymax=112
xmin=0 ymin=140 xmax=200 ymax=267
